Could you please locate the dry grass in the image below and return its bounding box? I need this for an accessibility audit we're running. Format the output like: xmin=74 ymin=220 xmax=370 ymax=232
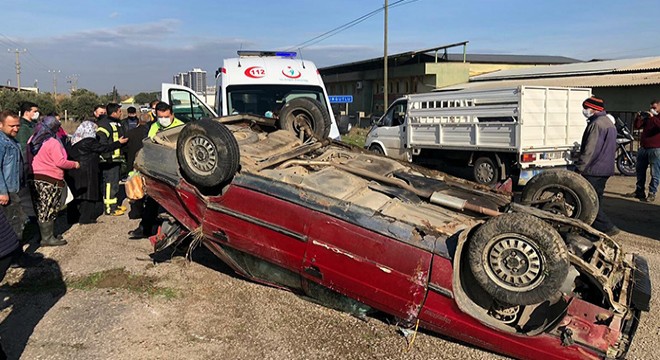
xmin=61 ymin=120 xmax=80 ymax=134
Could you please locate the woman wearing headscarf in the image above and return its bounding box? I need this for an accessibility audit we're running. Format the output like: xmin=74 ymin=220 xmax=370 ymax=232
xmin=67 ymin=121 xmax=127 ymax=224
xmin=27 ymin=116 xmax=79 ymax=246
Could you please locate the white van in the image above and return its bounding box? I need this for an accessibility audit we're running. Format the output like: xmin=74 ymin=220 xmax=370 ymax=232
xmin=162 ymin=51 xmax=340 ymax=139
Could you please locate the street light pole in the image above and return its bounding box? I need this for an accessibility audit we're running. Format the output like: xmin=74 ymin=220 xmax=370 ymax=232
xmin=383 ymin=0 xmax=388 ymax=114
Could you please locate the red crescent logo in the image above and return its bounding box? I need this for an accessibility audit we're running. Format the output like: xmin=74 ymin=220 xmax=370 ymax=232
xmin=282 ymin=66 xmax=301 ymax=79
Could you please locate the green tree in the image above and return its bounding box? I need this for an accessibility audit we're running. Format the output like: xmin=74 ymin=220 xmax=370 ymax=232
xmin=0 ymin=90 xmax=57 ymax=116
xmin=59 ymin=88 xmax=102 ymax=121
xmin=133 ymin=91 xmax=160 ymax=105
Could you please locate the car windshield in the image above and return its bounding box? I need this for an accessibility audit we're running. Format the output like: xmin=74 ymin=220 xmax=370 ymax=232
xmin=226 ymin=84 xmax=327 ymax=117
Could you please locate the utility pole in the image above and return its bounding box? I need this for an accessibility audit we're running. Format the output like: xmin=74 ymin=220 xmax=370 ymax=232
xmin=383 ymin=0 xmax=388 ymax=114
xmin=8 ymin=49 xmax=26 ymax=90
xmin=49 ymin=69 xmax=60 ymax=98
xmin=67 ymin=74 xmax=79 ymax=92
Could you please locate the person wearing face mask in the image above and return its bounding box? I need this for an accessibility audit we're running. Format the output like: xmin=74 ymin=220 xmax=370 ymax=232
xmin=15 ymin=101 xmax=40 ymax=152
xmin=574 ymin=96 xmax=619 ymax=236
xmin=92 ymin=104 xmax=107 ymax=122
xmin=148 ymin=99 xmax=159 ymax=124
xmin=14 ymin=102 xmax=44 ymax=251
xmin=128 ymin=102 xmax=183 ymax=240
xmin=625 ymin=99 xmax=660 ymax=202
xmin=97 ymin=103 xmax=127 ymax=216
xmin=147 ymin=102 xmax=184 ymax=139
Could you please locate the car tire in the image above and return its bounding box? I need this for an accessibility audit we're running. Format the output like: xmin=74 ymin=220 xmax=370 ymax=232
xmin=473 ymin=156 xmax=499 ymax=185
xmin=176 ymin=119 xmax=240 ymax=189
xmin=468 ymin=213 xmax=569 ymax=306
xmin=520 ymin=169 xmax=598 ymax=225
xmin=278 ymin=97 xmax=331 ymax=139
xmin=616 ymin=151 xmax=637 ymax=176
xmin=369 ymin=145 xmax=384 ymax=155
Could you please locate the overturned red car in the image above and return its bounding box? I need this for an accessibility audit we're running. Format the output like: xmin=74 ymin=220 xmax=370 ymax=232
xmin=135 ymin=111 xmax=650 ymax=360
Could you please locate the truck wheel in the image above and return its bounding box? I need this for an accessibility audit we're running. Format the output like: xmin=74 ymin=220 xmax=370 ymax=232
xmin=369 ymin=145 xmax=384 ymax=155
xmin=616 ymin=151 xmax=637 ymax=176
xmin=474 ymin=157 xmax=499 ymax=185
xmin=520 ymin=169 xmax=598 ymax=225
xmin=278 ymin=97 xmax=331 ymax=139
xmin=176 ymin=119 xmax=240 ymax=189
xmin=468 ymin=213 xmax=569 ymax=306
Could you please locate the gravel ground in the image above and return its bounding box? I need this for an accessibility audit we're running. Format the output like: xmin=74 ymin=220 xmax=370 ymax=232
xmin=0 ymin=175 xmax=658 ymax=360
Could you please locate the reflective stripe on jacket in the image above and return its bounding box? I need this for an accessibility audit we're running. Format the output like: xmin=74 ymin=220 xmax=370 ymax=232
xmin=148 ymin=118 xmax=184 ymax=139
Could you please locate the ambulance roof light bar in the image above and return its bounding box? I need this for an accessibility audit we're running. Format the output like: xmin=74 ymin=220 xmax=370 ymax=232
xmin=237 ymin=50 xmax=297 ymax=58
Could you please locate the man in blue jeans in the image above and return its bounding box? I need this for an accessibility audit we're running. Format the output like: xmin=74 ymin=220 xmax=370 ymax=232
xmin=626 ymin=100 xmax=660 ymax=202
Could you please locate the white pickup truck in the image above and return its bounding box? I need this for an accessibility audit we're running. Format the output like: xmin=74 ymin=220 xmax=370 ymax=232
xmin=365 ymin=86 xmax=590 ymax=185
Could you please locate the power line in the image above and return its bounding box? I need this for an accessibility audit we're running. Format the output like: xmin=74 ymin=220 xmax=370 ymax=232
xmin=288 ymin=0 xmax=419 ymax=50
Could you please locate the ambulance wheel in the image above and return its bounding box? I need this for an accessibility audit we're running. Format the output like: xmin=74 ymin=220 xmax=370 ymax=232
xmin=278 ymin=97 xmax=331 ymax=139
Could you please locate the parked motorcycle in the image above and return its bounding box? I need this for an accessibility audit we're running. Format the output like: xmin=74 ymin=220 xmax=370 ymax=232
xmin=614 ymin=116 xmax=637 ymax=176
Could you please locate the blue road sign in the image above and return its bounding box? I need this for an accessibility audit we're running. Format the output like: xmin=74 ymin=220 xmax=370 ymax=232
xmin=328 ymin=95 xmax=353 ymax=104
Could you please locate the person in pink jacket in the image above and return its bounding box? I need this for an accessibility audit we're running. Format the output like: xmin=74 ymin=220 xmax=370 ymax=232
xmin=27 ymin=116 xmax=79 ymax=246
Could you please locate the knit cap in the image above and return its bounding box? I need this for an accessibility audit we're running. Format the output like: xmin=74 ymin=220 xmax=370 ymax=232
xmin=583 ymin=97 xmax=605 ymax=112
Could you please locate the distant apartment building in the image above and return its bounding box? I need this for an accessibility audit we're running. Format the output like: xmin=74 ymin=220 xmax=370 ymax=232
xmin=172 ymin=68 xmax=207 ymax=94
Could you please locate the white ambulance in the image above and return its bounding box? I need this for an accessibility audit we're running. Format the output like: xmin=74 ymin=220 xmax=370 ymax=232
xmin=162 ymin=51 xmax=340 ymax=139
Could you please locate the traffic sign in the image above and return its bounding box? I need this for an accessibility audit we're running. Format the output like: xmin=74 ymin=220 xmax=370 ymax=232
xmin=328 ymin=95 xmax=353 ymax=104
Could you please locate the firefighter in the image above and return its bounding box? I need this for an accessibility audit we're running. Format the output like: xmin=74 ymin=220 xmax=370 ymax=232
xmin=97 ymin=103 xmax=127 ymax=216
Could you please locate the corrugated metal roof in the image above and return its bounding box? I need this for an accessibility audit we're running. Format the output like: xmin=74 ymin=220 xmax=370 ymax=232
xmin=471 ymin=56 xmax=660 ymax=81
xmin=440 ymin=71 xmax=660 ymax=91
xmin=445 ymin=53 xmax=579 ymax=64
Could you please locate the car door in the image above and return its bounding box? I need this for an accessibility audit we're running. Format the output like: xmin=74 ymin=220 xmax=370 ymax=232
xmin=301 ymin=212 xmax=432 ymax=322
xmin=373 ymin=100 xmax=409 ymax=160
xmin=161 ymin=83 xmax=218 ymax=122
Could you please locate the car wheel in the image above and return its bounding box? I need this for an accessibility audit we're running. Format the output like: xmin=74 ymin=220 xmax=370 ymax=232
xmin=176 ymin=119 xmax=240 ymax=189
xmin=369 ymin=145 xmax=384 ymax=155
xmin=520 ymin=169 xmax=598 ymax=225
xmin=278 ymin=97 xmax=331 ymax=139
xmin=616 ymin=151 xmax=637 ymax=176
xmin=468 ymin=213 xmax=569 ymax=306
xmin=473 ymin=156 xmax=499 ymax=185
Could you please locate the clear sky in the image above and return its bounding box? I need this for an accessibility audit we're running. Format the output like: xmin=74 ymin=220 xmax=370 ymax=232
xmin=0 ymin=0 xmax=656 ymax=95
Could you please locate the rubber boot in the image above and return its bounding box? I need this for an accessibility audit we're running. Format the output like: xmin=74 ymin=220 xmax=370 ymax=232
xmin=38 ymin=221 xmax=67 ymax=247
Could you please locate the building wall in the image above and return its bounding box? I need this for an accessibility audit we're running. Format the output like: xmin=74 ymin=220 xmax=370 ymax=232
xmin=592 ymin=85 xmax=660 ymax=112
xmin=323 ymin=61 xmax=544 ymax=116
xmin=468 ymin=63 xmax=547 ymax=77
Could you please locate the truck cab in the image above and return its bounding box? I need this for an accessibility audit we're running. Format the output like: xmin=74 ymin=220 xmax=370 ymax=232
xmin=365 ymin=98 xmax=410 ymax=161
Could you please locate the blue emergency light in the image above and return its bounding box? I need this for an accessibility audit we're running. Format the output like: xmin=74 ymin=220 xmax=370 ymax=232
xmin=238 ymin=50 xmax=297 ymax=58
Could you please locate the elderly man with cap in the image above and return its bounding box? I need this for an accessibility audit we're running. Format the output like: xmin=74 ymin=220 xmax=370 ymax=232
xmin=574 ymin=96 xmax=619 ymax=236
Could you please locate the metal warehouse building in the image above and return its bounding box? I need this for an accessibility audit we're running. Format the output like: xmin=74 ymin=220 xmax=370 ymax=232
xmin=319 ymin=42 xmax=580 ymax=117
xmin=443 ymin=56 xmax=660 ymax=119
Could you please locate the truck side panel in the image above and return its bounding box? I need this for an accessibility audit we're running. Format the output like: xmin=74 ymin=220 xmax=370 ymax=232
xmin=519 ymin=87 xmax=590 ymax=150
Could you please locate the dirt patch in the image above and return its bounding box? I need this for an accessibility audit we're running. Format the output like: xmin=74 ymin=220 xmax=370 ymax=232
xmin=68 ymin=268 xmax=178 ymax=298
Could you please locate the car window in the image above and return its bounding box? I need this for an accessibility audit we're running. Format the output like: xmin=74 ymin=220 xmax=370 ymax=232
xmin=227 ymin=84 xmax=327 ymax=117
xmin=380 ymin=101 xmax=407 ymax=127
xmin=169 ymin=89 xmax=214 ymax=122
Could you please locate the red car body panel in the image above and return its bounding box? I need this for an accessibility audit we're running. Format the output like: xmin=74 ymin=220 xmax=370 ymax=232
xmin=143 ymin=174 xmax=633 ymax=360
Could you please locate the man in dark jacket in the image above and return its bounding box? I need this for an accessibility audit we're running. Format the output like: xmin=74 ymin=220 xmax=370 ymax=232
xmin=15 ymin=101 xmax=39 ymax=152
xmin=574 ymin=97 xmax=619 ymax=236
xmin=97 ymin=103 xmax=127 ymax=216
xmin=122 ymin=106 xmax=140 ymax=132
